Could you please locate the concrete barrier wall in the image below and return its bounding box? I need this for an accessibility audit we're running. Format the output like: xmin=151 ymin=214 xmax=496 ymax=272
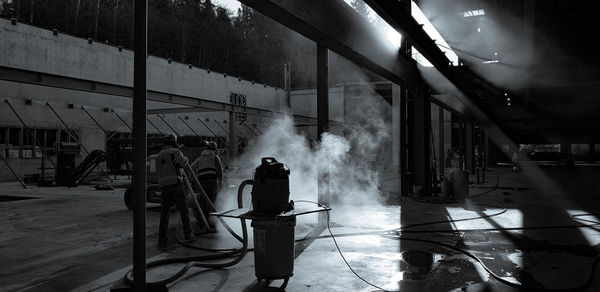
xmin=0 ymin=19 xmax=288 ymax=181
xmin=0 ymin=18 xmax=285 ymax=108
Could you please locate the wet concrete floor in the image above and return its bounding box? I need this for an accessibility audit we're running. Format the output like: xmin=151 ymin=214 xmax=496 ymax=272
xmin=1 ymin=165 xmax=599 ymax=291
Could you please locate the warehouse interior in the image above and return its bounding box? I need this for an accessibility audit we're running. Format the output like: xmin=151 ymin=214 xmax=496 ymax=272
xmin=1 ymin=0 xmax=599 ymax=291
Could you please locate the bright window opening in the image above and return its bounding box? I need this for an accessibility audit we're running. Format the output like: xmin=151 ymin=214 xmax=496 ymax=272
xmin=411 ymin=1 xmax=459 ymax=67
xmin=342 ymin=0 xmax=402 ymax=48
xmin=462 ymin=9 xmax=485 ymax=18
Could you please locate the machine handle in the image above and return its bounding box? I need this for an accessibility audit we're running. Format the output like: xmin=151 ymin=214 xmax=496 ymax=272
xmin=238 ymin=179 xmax=253 ymax=209
xmin=261 ymin=157 xmax=277 ymax=165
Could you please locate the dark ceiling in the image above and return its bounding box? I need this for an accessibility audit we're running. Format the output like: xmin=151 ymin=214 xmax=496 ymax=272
xmin=416 ymin=0 xmax=600 ymax=143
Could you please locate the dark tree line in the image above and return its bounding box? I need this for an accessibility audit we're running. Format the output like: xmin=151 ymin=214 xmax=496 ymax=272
xmin=0 ymin=0 xmax=307 ymax=88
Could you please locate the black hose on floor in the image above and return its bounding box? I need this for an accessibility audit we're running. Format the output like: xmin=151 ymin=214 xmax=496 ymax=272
xmin=383 ymin=233 xmax=600 ymax=292
xmin=122 ymin=180 xmax=252 ymax=289
xmin=297 ymin=198 xmax=600 ymax=292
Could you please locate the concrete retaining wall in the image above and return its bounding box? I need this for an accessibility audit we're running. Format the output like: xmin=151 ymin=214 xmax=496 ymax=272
xmin=0 ymin=18 xmax=290 ymax=181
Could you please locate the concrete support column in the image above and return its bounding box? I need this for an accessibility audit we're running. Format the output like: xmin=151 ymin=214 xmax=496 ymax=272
xmin=399 ymin=0 xmax=410 ymax=197
xmin=412 ymin=89 xmax=431 ymax=197
xmin=465 ymin=121 xmax=473 ymax=174
xmin=400 ymin=87 xmax=409 ymax=197
xmin=406 ymin=90 xmax=415 ymax=194
xmin=317 ymin=44 xmax=330 ymax=224
xmin=392 ymin=84 xmax=401 ymax=168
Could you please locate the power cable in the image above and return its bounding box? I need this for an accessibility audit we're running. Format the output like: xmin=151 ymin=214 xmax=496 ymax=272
xmin=126 ymin=180 xmax=600 ymax=290
xmin=297 ymin=199 xmax=600 ymax=292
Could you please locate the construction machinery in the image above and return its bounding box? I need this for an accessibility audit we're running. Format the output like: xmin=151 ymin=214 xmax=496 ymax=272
xmin=105 ymin=135 xmax=208 ymax=209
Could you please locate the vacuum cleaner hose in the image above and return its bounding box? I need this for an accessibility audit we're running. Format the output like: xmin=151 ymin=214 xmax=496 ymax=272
xmin=123 ymin=179 xmax=252 ymax=288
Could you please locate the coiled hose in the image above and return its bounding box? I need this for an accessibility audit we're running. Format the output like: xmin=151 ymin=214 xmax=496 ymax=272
xmin=123 ymin=179 xmax=253 ymax=288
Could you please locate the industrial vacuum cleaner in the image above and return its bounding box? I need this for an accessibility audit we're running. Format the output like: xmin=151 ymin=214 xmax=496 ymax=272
xmin=213 ymin=157 xmax=330 ymax=288
xmin=122 ymin=157 xmax=329 ymax=290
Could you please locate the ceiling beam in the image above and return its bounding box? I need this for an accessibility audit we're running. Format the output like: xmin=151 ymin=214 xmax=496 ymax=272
xmin=238 ymin=0 xmax=422 ymax=87
xmin=0 ymin=65 xmax=321 ymax=125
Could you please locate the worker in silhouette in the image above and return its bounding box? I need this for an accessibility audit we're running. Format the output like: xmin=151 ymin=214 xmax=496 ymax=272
xmin=191 ymin=140 xmax=223 ymax=233
xmin=156 ymin=134 xmax=193 ymax=247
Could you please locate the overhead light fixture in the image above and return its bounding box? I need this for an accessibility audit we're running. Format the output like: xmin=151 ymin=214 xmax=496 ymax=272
xmin=477 ymin=27 xmax=481 ymax=33
xmin=462 ymin=9 xmax=485 ymax=17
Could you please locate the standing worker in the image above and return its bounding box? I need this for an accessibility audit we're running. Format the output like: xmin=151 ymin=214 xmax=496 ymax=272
xmin=191 ymin=140 xmax=223 ymax=233
xmin=156 ymin=134 xmax=194 ymax=247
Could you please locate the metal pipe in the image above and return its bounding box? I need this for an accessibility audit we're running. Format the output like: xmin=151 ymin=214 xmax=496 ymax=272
xmin=112 ymin=109 xmax=133 ymax=131
xmin=252 ymin=123 xmax=263 ymax=135
xmin=81 ymin=106 xmax=107 ymax=134
xmin=146 ymin=118 xmax=163 ymax=135
xmin=243 ymin=122 xmax=258 ymax=137
xmin=438 ymin=106 xmax=444 ymax=178
xmin=157 ymin=114 xmax=180 ymax=136
xmin=197 ymin=118 xmax=218 ymax=138
xmin=178 ymin=116 xmax=200 ymax=137
xmin=5 ymin=99 xmax=28 ymax=128
xmin=1 ymin=156 xmax=26 ymax=189
xmin=4 ymin=99 xmax=56 ymax=168
xmin=236 ymin=123 xmax=256 ymax=138
xmin=132 ymin=0 xmax=148 ymax=289
xmin=213 ymin=119 xmax=229 ymax=135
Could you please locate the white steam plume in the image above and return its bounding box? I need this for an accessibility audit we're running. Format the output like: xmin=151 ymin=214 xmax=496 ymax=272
xmin=216 ymin=87 xmax=392 ymax=228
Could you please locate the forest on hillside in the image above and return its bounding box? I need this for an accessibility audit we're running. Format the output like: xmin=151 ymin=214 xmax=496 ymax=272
xmin=0 ymin=0 xmax=312 ymax=88
xmin=0 ymin=0 xmax=380 ymax=89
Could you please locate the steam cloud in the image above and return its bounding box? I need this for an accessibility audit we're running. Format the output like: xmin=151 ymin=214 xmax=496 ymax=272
xmin=216 ymin=86 xmax=393 ymax=227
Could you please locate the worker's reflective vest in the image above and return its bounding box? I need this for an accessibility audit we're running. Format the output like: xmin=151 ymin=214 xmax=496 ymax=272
xmin=156 ymin=147 xmax=187 ymax=188
xmin=195 ymin=150 xmax=218 ymax=180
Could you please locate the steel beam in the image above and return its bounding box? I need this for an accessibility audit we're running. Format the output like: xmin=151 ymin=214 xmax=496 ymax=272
xmin=317 ymin=44 xmax=329 ymax=225
xmin=1 ymin=156 xmax=26 ymax=189
xmin=178 ymin=116 xmax=200 ymax=137
xmin=363 ymin=1 xmax=519 ymax=146
xmin=412 ymin=88 xmax=431 ymax=197
xmin=392 ymin=84 xmax=401 ymax=168
xmin=0 ymin=65 xmax=334 ymax=127
xmin=238 ymin=0 xmax=421 ymax=87
xmin=132 ymin=0 xmax=147 ymax=290
xmin=157 ymin=114 xmax=180 ymax=136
